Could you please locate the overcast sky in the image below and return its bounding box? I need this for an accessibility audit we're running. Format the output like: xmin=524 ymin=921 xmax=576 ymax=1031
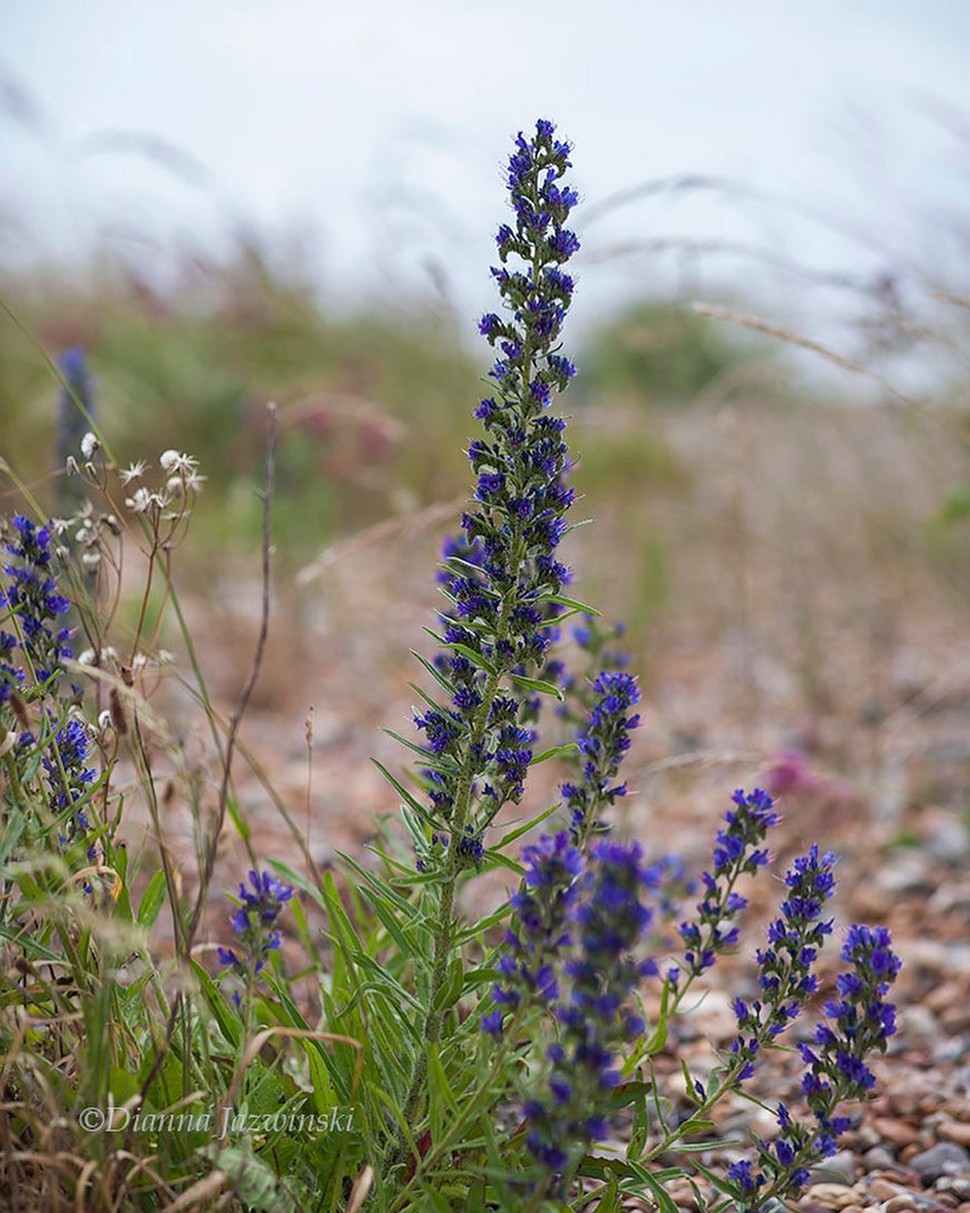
xmin=3 ymin=1 xmax=970 ymax=346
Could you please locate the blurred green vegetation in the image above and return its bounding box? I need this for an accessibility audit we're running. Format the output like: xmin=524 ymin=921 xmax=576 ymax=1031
xmin=1 ymin=243 xmax=725 ymax=575
xmin=575 ymin=298 xmax=768 ymax=406
xmin=0 ymin=242 xmax=485 ymax=558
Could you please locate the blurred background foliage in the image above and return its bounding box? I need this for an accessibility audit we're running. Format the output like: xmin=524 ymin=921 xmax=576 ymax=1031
xmin=2 ymin=226 xmax=970 ymax=714
xmin=575 ymin=298 xmax=770 ymax=407
xmin=1 ymin=238 xmax=744 ymax=562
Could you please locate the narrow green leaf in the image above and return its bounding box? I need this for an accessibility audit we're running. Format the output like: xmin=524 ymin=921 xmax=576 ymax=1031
xmin=542 ymin=593 xmax=600 ymax=616
xmin=455 ymin=903 xmax=511 ymax=945
xmin=347 ymin=969 xmax=423 ymax=1019
xmin=266 ymin=858 xmax=327 ymax=912
xmin=136 ymin=869 xmax=168 ymax=929
xmin=442 ymin=554 xmax=490 ymax=577
xmin=371 ymin=758 xmax=433 ymax=818
xmin=508 ymin=672 xmax=564 ymax=701
xmin=320 ymin=872 xmax=364 ymax=961
xmin=480 ymin=850 xmax=525 ymax=878
xmin=189 ymin=959 xmax=241 ymax=1049
xmin=225 ymin=794 xmax=251 ymax=842
xmin=429 ymin=632 xmax=495 ymax=674
xmin=530 ymin=742 xmax=577 ymax=765
xmin=625 ymin=1164 xmax=680 ymax=1212
xmin=356 ymin=891 xmax=420 ymax=960
xmin=382 ymin=727 xmax=434 ymax=759
xmin=410 ymin=649 xmax=453 ymax=694
xmin=433 ymin=956 xmax=464 ymax=1012
xmin=409 ymin=682 xmax=448 ymax=715
xmin=493 ymin=802 xmax=559 ymax=850
xmin=602 ymin=1079 xmax=654 ymax=1113
xmin=644 ymin=974 xmax=670 ymax=1054
xmin=338 ymin=852 xmax=415 ymax=916
xmin=627 ymin=1078 xmax=651 ymax=1160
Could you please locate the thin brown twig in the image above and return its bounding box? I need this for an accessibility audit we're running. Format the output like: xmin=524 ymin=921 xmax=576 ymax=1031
xmin=693 ymin=303 xmax=969 ymax=448
xmin=296 ymin=493 xmax=467 ymax=585
xmin=184 ymin=400 xmax=277 ymax=951
xmin=932 ymin=288 xmax=970 ymax=311
xmin=136 ymin=400 xmax=277 ymax=1113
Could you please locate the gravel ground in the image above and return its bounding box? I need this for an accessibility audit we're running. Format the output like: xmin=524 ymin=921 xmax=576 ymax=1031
xmin=132 ymin=400 xmax=970 ymax=1210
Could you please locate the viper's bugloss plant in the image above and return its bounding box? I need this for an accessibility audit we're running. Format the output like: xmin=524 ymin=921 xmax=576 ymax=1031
xmin=0 ymin=120 xmax=901 ymax=1213
xmin=218 ymin=868 xmax=294 ymax=977
xmin=0 ymin=514 xmax=73 ymax=700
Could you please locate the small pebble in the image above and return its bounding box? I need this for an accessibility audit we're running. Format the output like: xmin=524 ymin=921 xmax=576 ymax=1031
xmin=875 ymin=854 xmax=935 ymax=896
xmin=856 ymin=1124 xmax=882 ymax=1150
xmin=943 ymin=1005 xmax=970 ymax=1035
xmin=876 ymin=1116 xmax=923 ymax=1147
xmin=897 ymin=1005 xmax=941 ymax=1048
xmin=810 ymin=1151 xmax=857 ymax=1185
xmin=806 ymin=1181 xmax=857 ymax=1209
xmin=910 ymin=1141 xmax=970 ymax=1183
xmin=863 ymin=1145 xmax=898 ymax=1170
xmin=872 ymin=1179 xmax=908 ymax=1202
xmin=934 ymin=1036 xmax=970 ymax=1064
xmin=939 ymin=1121 xmax=970 ymax=1148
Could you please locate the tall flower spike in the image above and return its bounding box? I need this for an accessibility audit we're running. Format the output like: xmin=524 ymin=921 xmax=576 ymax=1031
xmin=408 ymin=120 xmax=580 ymax=864
xmin=727 ymin=844 xmax=836 ymax=1084
xmin=0 ymin=515 xmax=73 ymax=701
xmin=521 ymin=839 xmax=658 ymax=1173
xmin=678 ymin=788 xmax=778 ymax=979
xmin=562 ymin=669 xmax=641 ymax=847
xmin=482 ymin=830 xmax=584 ymax=1034
xmin=43 ymin=714 xmax=99 ymax=891
xmin=729 ymin=924 xmax=900 ymax=1210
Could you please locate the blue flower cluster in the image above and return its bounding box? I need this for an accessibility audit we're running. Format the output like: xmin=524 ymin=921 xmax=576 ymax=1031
xmin=484 ymin=831 xmax=658 ymax=1172
xmin=218 ymin=869 xmax=294 ymax=977
xmin=43 ymin=717 xmax=96 ymax=813
xmin=482 ymin=831 xmax=583 ymax=1034
xmin=562 ymin=670 xmax=641 ymax=845
xmin=39 ymin=715 xmax=99 ymax=890
xmin=525 ymin=839 xmax=658 ymax=1170
xmin=729 ymin=924 xmax=900 ymax=1209
xmin=678 ymin=788 xmax=778 ymax=978
xmin=1 ymin=515 xmax=73 ymax=703
xmin=408 ymin=120 xmax=581 ymax=867
xmin=727 ymin=844 xmax=836 ymax=1084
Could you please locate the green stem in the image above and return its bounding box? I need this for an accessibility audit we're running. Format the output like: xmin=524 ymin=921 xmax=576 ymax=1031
xmin=386 ymin=491 xmax=530 ymax=1175
xmin=387 ymin=664 xmax=502 ymax=1167
xmin=643 ymin=946 xmax=807 ymax=1164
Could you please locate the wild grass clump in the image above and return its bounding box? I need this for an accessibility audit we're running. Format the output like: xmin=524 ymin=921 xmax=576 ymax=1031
xmin=0 ymin=120 xmax=899 ymax=1212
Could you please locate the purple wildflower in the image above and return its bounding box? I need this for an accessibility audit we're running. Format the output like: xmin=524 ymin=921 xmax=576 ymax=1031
xmin=219 ymin=868 xmax=294 ymax=978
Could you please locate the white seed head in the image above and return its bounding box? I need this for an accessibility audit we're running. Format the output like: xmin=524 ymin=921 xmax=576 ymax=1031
xmin=119 ymin=461 xmax=148 ymax=485
xmin=125 ymin=487 xmax=155 ymax=513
